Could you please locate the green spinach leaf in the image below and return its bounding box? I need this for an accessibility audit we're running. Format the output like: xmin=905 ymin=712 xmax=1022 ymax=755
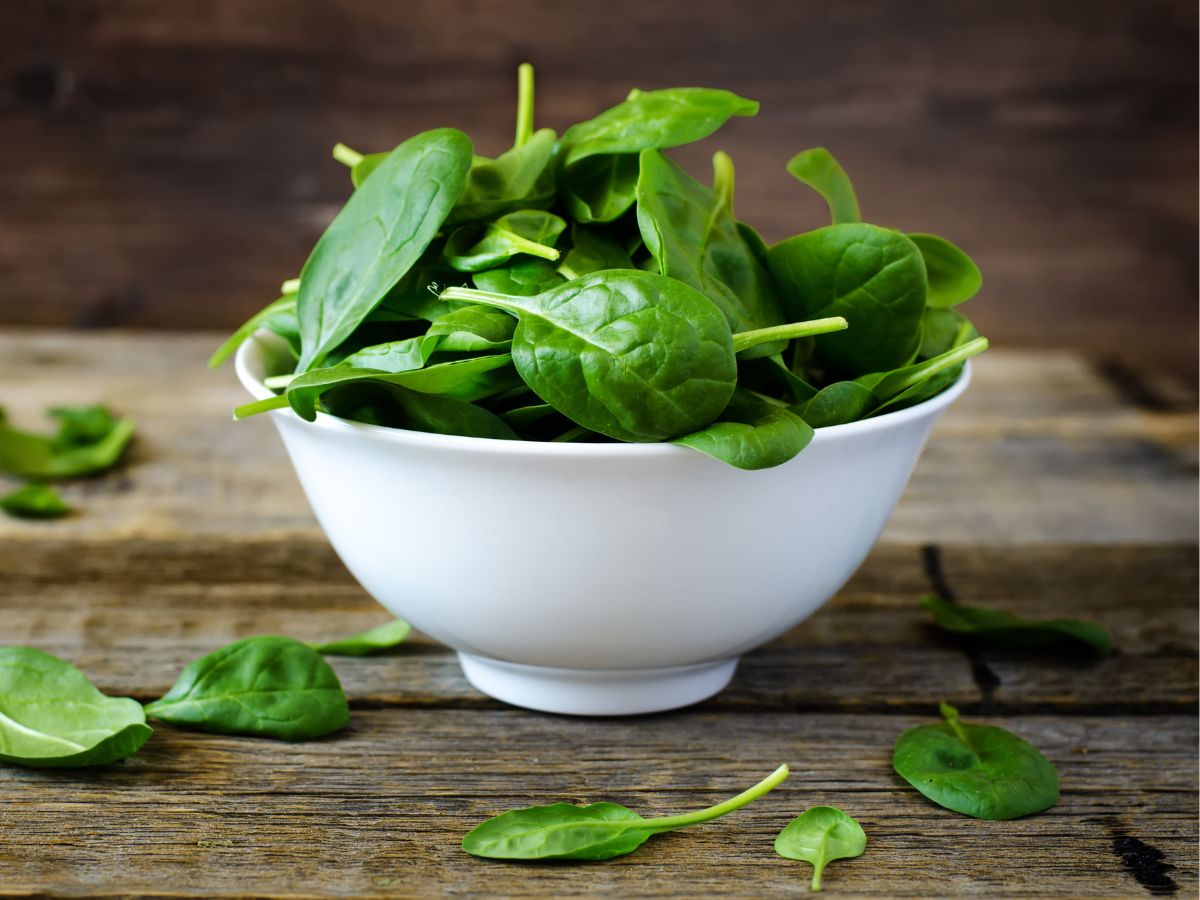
xmin=920 ymin=595 xmax=1112 ymax=654
xmin=144 ymin=636 xmax=350 ymax=741
xmin=561 ymin=153 xmax=641 ymax=223
xmin=774 ymin=806 xmax=867 ymax=892
xmin=909 ymin=233 xmax=982 ymax=308
xmin=444 ymin=210 xmax=567 ymax=272
xmin=462 ymin=764 xmax=788 ymax=860
xmin=310 ymin=619 xmax=412 ymax=656
xmin=0 ymin=646 xmax=151 ymax=767
xmin=892 ymin=703 xmax=1059 ymax=820
xmin=0 ymin=483 xmax=71 ymax=519
xmin=473 ymin=258 xmax=566 ymax=297
xmin=673 ymin=392 xmax=813 ymax=469
xmin=558 ymin=224 xmax=635 ymax=279
xmin=208 ymin=294 xmax=298 ymax=368
xmin=786 ymin=148 xmax=861 ymax=225
xmin=0 ymin=407 xmax=135 ymax=480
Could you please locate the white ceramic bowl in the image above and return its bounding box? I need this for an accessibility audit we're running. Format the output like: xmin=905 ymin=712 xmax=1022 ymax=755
xmin=237 ymin=331 xmax=969 ymax=715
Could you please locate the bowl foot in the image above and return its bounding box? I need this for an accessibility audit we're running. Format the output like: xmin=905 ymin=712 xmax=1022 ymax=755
xmin=457 ymin=653 xmax=739 ymax=716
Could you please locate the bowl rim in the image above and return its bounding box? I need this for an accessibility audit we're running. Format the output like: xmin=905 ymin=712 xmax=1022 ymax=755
xmin=235 ymin=329 xmax=971 ymax=456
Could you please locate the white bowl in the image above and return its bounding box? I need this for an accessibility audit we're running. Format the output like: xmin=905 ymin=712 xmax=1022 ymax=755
xmin=236 ymin=331 xmax=969 ymax=715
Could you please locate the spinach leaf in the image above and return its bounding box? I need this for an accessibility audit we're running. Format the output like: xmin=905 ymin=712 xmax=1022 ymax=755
xmin=425 ymin=305 xmax=516 ymax=351
xmin=559 ymin=88 xmax=758 ymax=168
xmin=892 ymin=703 xmax=1059 ymax=820
xmin=558 ymin=224 xmax=634 ymax=279
xmin=909 ymin=233 xmax=982 ymax=308
xmin=797 ymin=381 xmax=876 ymax=428
xmin=0 ymin=483 xmax=71 ymax=519
xmin=296 ymin=128 xmax=473 ymax=371
xmin=561 ymin=154 xmax=641 ymax=223
xmin=920 ymin=594 xmax=1112 ymax=654
xmin=444 ymin=210 xmax=567 ymax=272
xmin=440 ymin=270 xmax=738 ymax=442
xmin=637 ymin=149 xmax=786 ymax=347
xmin=332 ymin=143 xmax=386 ymax=188
xmin=919 ymin=307 xmax=979 ymax=359
xmin=144 ymin=636 xmax=350 ymax=741
xmin=673 ymin=392 xmax=813 ymax=469
xmin=786 ymin=148 xmax=861 ymax=225
xmin=473 ymin=258 xmax=566 ymax=297
xmin=462 ymin=764 xmax=788 ymax=860
xmin=48 ymin=405 xmax=121 ymax=446
xmin=322 ymin=383 xmax=519 ymax=440
xmin=310 ymin=619 xmax=412 ymax=656
xmin=767 ymin=224 xmax=927 ymax=375
xmin=448 ymin=130 xmax=558 ymax=226
xmin=208 ymin=294 xmax=297 ymax=368
xmin=0 ymin=646 xmax=151 ymax=767
xmin=774 ymin=806 xmax=867 ymax=892
xmin=0 ymin=407 xmax=135 ymax=480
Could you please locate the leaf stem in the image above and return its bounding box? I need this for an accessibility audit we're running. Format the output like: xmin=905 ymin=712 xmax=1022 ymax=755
xmin=439 ymin=286 xmax=523 ymax=314
xmin=280 ymin=278 xmax=301 ymax=295
xmin=733 ymin=318 xmax=847 ymax=354
xmin=885 ymin=336 xmax=988 ymax=396
xmin=940 ymin=702 xmax=972 ymax=746
xmin=642 ymin=763 xmax=789 ymax=831
xmin=514 ymin=63 xmax=534 ymax=148
xmin=233 ymin=395 xmax=289 ymax=420
xmin=332 ymin=143 xmax=364 ymax=168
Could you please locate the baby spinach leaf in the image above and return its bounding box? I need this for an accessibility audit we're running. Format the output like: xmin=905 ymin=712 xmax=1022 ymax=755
xmin=337 ymin=336 xmax=440 ymax=373
xmin=558 ymin=225 xmax=634 ymax=279
xmin=796 ymin=381 xmax=876 ymax=428
xmin=909 ymin=233 xmax=982 ymax=308
xmin=331 ymin=143 xmax=386 ymax=188
xmin=774 ymin=806 xmax=867 ymax=892
xmin=440 ymin=270 xmax=738 ymax=442
xmin=637 ymin=149 xmax=786 ymax=347
xmin=48 ymin=405 xmax=122 ymax=447
xmin=296 ymin=128 xmax=473 ymax=371
xmin=321 ymin=383 xmax=519 ymax=440
xmin=0 ymin=407 xmax=135 ymax=480
xmin=919 ymin=307 xmax=979 ymax=359
xmin=892 ymin=703 xmax=1059 ymax=820
xmin=920 ymin=595 xmax=1112 ymax=654
xmin=786 ymin=148 xmax=862 ymax=226
xmin=462 ymin=763 xmax=788 ymax=860
xmin=0 ymin=483 xmax=71 ymax=519
xmin=444 ymin=210 xmax=567 ymax=272
xmin=473 ymin=258 xmax=566 ymax=297
xmin=425 ymin=305 xmax=516 ymax=351
xmin=768 ymin=224 xmax=927 ymax=375
xmin=673 ymin=392 xmax=813 ymax=469
xmin=858 ymin=336 xmax=988 ymax=408
xmin=559 ymin=88 xmax=758 ymax=168
xmin=144 ymin=636 xmax=350 ymax=741
xmin=561 ymin=153 xmax=641 ymax=223
xmin=310 ymin=619 xmax=412 ymax=656
xmin=0 ymin=646 xmax=152 ymax=767
xmin=448 ymin=129 xmax=558 ymax=226
xmin=208 ymin=295 xmax=298 ymax=368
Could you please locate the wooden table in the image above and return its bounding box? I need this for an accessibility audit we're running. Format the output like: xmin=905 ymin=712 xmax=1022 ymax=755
xmin=1 ymin=332 xmax=1196 ymax=898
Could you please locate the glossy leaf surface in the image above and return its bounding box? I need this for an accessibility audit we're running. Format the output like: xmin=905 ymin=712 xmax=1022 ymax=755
xmin=444 ymin=210 xmax=567 ymax=272
xmin=910 ymin=233 xmax=983 ymax=308
xmin=786 ymin=148 xmax=862 ymax=225
xmin=674 ymin=392 xmax=813 ymax=470
xmin=774 ymin=806 xmax=867 ymax=892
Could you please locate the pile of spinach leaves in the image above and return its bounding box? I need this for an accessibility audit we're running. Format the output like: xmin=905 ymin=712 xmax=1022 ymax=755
xmin=217 ymin=65 xmax=987 ymax=469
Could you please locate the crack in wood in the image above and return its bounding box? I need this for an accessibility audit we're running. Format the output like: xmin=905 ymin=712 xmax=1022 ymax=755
xmin=1112 ymin=833 xmax=1180 ymax=895
xmin=921 ymin=544 xmax=1002 ymax=706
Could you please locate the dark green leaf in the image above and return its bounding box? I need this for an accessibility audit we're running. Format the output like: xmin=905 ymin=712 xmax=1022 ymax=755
xmin=0 ymin=483 xmax=71 ymax=519
xmin=425 ymin=305 xmax=516 ymax=351
xmin=893 ymin=703 xmax=1059 ymax=820
xmin=910 ymin=233 xmax=982 ymax=308
xmin=797 ymin=381 xmax=877 ymax=427
xmin=774 ymin=806 xmax=867 ymax=892
xmin=310 ymin=619 xmax=412 ymax=656
xmin=919 ymin=308 xmax=979 ymax=359
xmin=0 ymin=646 xmax=151 ymax=767
xmin=297 ymin=128 xmax=473 ymax=370
xmin=674 ymin=392 xmax=813 ymax=469
xmin=320 ymin=383 xmax=519 ymax=440
xmin=444 ymin=210 xmax=567 ymax=272
xmin=561 ymin=154 xmax=641 ymax=223
xmin=472 ymin=258 xmax=566 ymax=297
xmin=447 ymin=129 xmax=557 ymax=225
xmin=786 ymin=148 xmax=862 ymax=225
xmin=920 ymin=595 xmax=1112 ymax=654
xmin=144 ymin=636 xmax=350 ymax=741
xmin=558 ymin=225 xmax=634 ymax=279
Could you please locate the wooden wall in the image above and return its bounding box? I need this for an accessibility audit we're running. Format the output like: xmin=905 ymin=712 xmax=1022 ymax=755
xmin=2 ymin=0 xmax=1196 ymax=371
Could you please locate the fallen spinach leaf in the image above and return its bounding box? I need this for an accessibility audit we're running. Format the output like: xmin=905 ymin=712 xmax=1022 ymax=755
xmin=892 ymin=703 xmax=1059 ymax=820
xmin=0 ymin=483 xmax=71 ymax=519
xmin=774 ymin=806 xmax=867 ymax=892
xmin=144 ymin=636 xmax=350 ymax=741
xmin=0 ymin=646 xmax=152 ymax=767
xmin=0 ymin=406 xmax=135 ymax=480
xmin=920 ymin=594 xmax=1112 ymax=654
xmin=462 ymin=763 xmax=789 ymax=860
xmin=310 ymin=619 xmax=412 ymax=656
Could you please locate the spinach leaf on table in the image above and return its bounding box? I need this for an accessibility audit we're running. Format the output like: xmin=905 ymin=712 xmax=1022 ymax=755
xmin=439 ymin=270 xmax=739 ymax=442
xmin=310 ymin=619 xmax=412 ymax=656
xmin=462 ymin=764 xmax=788 ymax=860
xmin=892 ymin=703 xmax=1059 ymax=820
xmin=774 ymin=806 xmax=867 ymax=892
xmin=296 ymin=128 xmax=473 ymax=371
xmin=0 ymin=406 xmax=135 ymax=480
xmin=0 ymin=483 xmax=71 ymax=519
xmin=920 ymin=594 xmax=1112 ymax=654
xmin=144 ymin=636 xmax=350 ymax=741
xmin=0 ymin=646 xmax=152 ymax=767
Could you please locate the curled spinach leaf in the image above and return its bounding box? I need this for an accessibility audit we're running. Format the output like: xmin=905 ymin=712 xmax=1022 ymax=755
xmin=892 ymin=703 xmax=1059 ymax=820
xmin=774 ymin=806 xmax=867 ymax=892
xmin=920 ymin=595 xmax=1112 ymax=654
xmin=910 ymin=233 xmax=982 ymax=308
xmin=144 ymin=636 xmax=350 ymax=741
xmin=0 ymin=647 xmax=151 ymax=767
xmin=462 ymin=764 xmax=788 ymax=860
xmin=444 ymin=210 xmax=566 ymax=272
xmin=786 ymin=148 xmax=862 ymax=226
xmin=0 ymin=406 xmax=135 ymax=480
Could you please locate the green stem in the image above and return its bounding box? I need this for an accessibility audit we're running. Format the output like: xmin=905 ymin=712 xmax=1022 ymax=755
xmin=642 ymin=764 xmax=789 ymax=831
xmin=439 ymin=286 xmax=523 ymax=314
xmin=733 ymin=318 xmax=847 ymax=354
xmin=280 ymin=278 xmax=301 ymax=295
xmin=498 ymin=230 xmax=560 ymax=262
xmin=712 ymin=151 xmax=735 ymax=214
xmin=332 ymin=143 xmax=364 ymax=168
xmin=940 ymin=702 xmax=973 ymax=746
xmin=263 ymin=374 xmax=296 ymax=390
xmin=514 ymin=63 xmax=534 ymax=147
xmin=233 ymin=395 xmax=289 ymax=420
xmin=883 ymin=336 xmax=988 ymax=397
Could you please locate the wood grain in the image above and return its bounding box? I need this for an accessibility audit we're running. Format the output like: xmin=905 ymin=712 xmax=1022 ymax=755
xmin=1 ymin=0 xmax=1197 ymax=371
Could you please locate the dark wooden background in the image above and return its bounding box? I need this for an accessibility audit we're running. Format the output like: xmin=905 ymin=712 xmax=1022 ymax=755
xmin=2 ymin=0 xmax=1196 ymax=372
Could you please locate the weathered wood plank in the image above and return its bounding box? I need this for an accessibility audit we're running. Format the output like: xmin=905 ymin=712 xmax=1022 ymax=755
xmin=3 ymin=541 xmax=1193 ymax=712
xmin=2 ymin=0 xmax=1197 ymax=372
xmin=0 ymin=710 xmax=1193 ymax=898
xmin=1 ymin=333 xmax=1195 ymax=545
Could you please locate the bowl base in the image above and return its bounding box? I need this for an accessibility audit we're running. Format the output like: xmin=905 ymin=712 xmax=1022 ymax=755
xmin=457 ymin=653 xmax=738 ymax=716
